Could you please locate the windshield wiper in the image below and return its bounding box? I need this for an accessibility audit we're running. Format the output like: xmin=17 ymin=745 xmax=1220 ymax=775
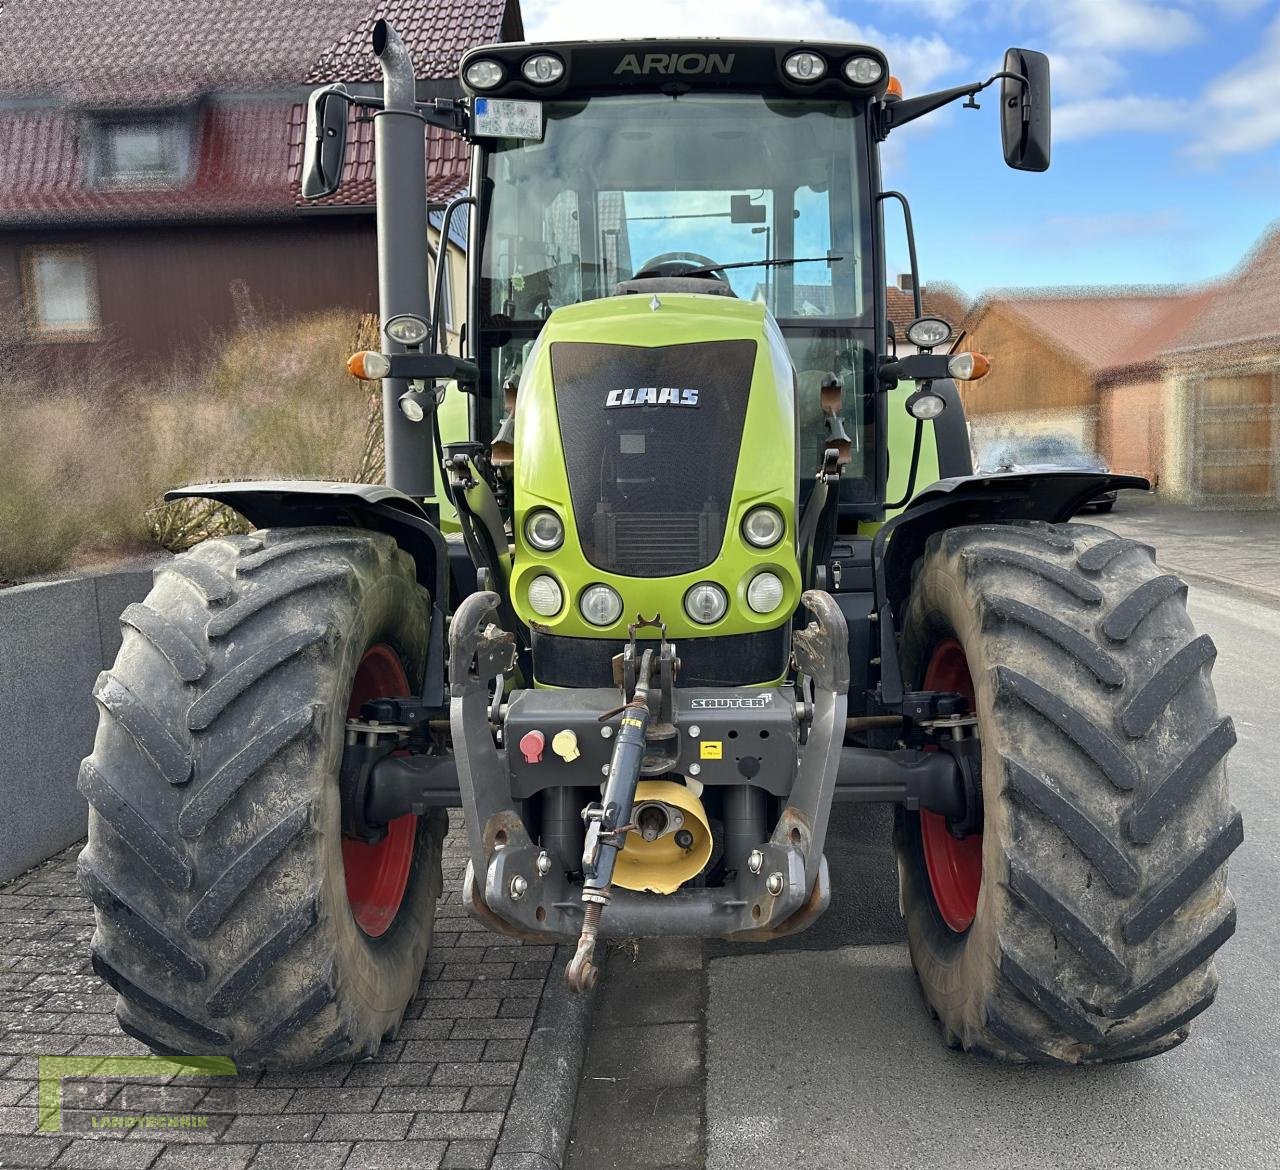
xmin=679 ymin=255 xmax=845 ymax=278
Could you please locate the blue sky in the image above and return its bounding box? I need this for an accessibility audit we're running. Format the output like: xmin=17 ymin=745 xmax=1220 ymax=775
xmin=521 ymin=0 xmax=1280 ymax=300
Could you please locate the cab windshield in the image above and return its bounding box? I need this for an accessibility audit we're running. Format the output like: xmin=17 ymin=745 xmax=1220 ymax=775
xmin=477 ymin=92 xmax=877 ymax=498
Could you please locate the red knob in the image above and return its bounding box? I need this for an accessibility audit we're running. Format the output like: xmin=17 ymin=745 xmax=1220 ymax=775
xmin=519 ymin=730 xmax=545 ymax=764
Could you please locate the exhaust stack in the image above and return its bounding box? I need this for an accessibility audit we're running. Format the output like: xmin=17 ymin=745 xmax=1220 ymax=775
xmin=372 ymin=19 xmax=435 ymax=500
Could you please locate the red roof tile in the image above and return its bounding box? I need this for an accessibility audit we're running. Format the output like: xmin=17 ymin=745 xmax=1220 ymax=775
xmin=1171 ymin=223 xmax=1280 ymax=355
xmin=307 ymin=0 xmax=521 ymax=84
xmin=0 ymin=101 xmax=297 ymax=222
xmin=0 ymin=0 xmax=516 ymax=222
xmin=983 ymin=291 xmax=1213 ymax=374
xmin=886 ymin=283 xmax=969 ymax=336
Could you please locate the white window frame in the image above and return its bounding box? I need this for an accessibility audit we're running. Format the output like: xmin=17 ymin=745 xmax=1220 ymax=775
xmin=22 ymin=245 xmax=100 ymax=339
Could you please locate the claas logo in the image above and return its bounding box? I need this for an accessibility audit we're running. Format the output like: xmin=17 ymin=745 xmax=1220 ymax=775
xmin=605 ymin=387 xmax=700 ymax=408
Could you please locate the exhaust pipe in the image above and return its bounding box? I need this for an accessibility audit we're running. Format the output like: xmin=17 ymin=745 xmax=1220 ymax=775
xmin=372 ymin=19 xmax=435 ymax=499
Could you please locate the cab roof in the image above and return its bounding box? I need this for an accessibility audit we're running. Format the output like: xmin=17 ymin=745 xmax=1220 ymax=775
xmin=459 ymin=38 xmax=889 ymax=102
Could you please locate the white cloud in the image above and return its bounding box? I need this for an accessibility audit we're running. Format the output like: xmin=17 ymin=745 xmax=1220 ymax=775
xmin=1187 ymin=12 xmax=1280 ymax=157
xmin=868 ymin=0 xmax=972 ymax=21
xmin=1047 ymin=49 xmax=1128 ymax=98
xmin=520 ymin=0 xmax=968 ymax=89
xmin=1056 ymin=93 xmax=1190 ymax=140
xmin=1049 ymin=0 xmax=1203 ymax=53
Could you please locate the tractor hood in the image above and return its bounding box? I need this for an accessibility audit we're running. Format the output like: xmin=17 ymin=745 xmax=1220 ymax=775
xmin=509 ymin=292 xmax=801 ymax=645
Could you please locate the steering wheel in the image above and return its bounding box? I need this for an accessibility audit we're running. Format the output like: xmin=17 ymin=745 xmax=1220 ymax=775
xmin=632 ymin=251 xmax=728 ymax=282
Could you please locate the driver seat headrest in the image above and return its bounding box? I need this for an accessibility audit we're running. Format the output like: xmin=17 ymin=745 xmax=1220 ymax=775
xmin=614 ymin=277 xmax=736 ymax=297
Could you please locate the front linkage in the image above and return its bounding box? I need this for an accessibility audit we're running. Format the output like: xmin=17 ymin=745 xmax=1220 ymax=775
xmin=446 ymin=589 xmax=851 ymax=983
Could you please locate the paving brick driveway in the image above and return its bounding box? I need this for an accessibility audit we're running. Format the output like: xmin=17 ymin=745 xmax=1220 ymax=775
xmin=0 ymin=814 xmax=557 ymax=1170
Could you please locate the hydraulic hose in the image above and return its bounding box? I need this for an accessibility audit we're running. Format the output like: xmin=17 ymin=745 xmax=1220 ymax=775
xmin=565 ymin=649 xmax=654 ymax=991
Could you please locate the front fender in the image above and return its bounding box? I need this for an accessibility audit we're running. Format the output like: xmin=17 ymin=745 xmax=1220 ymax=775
xmin=871 ymin=470 xmax=1147 ymax=705
xmin=167 ymin=480 xmax=450 ymax=705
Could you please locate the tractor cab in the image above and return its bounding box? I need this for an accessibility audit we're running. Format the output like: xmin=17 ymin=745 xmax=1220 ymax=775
xmin=462 ymin=43 xmax=880 ymax=507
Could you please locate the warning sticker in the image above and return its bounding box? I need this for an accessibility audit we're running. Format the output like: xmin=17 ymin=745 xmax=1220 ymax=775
xmin=699 ymin=741 xmax=723 ymax=760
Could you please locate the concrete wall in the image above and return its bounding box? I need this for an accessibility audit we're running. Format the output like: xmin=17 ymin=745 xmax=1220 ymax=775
xmin=0 ymin=558 xmax=163 ymax=881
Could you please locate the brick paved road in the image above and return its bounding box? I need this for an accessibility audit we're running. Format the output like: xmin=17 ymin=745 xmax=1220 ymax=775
xmin=0 ymin=814 xmax=557 ymax=1170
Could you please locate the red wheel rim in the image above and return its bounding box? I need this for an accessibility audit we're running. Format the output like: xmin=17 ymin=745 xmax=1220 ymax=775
xmin=342 ymin=644 xmax=417 ymax=938
xmin=920 ymin=638 xmax=983 ymax=933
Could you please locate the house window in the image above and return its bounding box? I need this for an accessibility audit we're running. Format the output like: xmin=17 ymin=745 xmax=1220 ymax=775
xmin=98 ymin=119 xmax=185 ymax=185
xmin=23 ymin=247 xmax=99 ymax=336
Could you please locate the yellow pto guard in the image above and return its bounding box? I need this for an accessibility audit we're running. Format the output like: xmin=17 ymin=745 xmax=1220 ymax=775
xmin=612 ymin=781 xmax=713 ymax=895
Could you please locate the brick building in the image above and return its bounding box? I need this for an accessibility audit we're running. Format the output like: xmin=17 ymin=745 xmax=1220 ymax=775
xmin=957 ymin=224 xmax=1280 ymax=507
xmin=0 ymin=0 xmax=522 ymax=374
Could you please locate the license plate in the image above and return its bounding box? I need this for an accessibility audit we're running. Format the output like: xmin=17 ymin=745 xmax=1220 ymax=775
xmin=472 ymin=98 xmax=544 ymax=141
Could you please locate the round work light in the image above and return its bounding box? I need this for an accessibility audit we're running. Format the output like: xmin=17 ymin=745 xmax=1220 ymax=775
xmin=524 ymin=509 xmax=564 ymax=552
xmin=580 ymin=584 xmax=623 ymax=627
xmin=684 ymin=582 xmax=728 ymax=625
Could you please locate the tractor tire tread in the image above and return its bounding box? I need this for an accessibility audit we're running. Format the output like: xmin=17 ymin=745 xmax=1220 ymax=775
xmin=80 ymin=526 xmax=444 ymax=1069
xmin=896 ymin=521 xmax=1238 ymax=1065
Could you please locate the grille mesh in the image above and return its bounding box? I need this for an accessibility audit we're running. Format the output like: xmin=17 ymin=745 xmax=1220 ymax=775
xmin=550 ymin=339 xmax=756 ymax=578
xmin=597 ymin=512 xmax=714 ymax=577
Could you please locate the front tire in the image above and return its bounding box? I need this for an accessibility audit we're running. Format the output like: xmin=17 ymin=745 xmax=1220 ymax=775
xmin=895 ymin=521 xmax=1240 ymax=1063
xmin=79 ymin=527 xmax=446 ymax=1069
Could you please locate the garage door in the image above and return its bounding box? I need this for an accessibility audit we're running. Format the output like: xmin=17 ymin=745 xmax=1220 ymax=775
xmin=1191 ymin=369 xmax=1278 ymax=503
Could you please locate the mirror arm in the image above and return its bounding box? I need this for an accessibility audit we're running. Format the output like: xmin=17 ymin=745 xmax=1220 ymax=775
xmin=317 ymin=88 xmax=469 ymax=135
xmin=415 ymin=98 xmax=470 ymax=135
xmin=882 ymin=71 xmax=1028 ymax=132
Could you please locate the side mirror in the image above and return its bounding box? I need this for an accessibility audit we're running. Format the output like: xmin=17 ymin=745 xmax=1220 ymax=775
xmin=302 ymin=84 xmax=349 ymax=199
xmin=1001 ymin=48 xmax=1050 ymax=172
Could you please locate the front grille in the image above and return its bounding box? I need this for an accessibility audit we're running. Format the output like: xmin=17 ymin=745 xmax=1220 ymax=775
xmin=550 ymin=339 xmax=756 ymax=578
xmin=595 ymin=512 xmax=719 ymax=578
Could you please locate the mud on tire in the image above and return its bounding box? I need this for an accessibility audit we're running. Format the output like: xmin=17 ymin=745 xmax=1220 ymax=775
xmin=895 ymin=520 xmax=1241 ymax=1063
xmin=79 ymin=527 xmax=446 ymax=1069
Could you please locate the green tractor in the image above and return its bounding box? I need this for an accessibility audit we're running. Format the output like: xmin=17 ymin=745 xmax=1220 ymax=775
xmin=80 ymin=24 xmax=1239 ymax=1069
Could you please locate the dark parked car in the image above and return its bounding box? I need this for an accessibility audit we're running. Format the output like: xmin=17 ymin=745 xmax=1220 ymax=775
xmin=976 ymin=433 xmax=1118 ymax=512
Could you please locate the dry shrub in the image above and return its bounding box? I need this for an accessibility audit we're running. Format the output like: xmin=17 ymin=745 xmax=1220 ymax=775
xmin=0 ymin=311 xmax=380 ymax=578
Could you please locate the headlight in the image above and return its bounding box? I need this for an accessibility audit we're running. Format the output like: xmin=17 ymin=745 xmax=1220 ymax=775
xmin=844 ymin=56 xmax=884 ymax=84
xmin=742 ymin=506 xmax=784 ymax=549
xmin=524 ymin=509 xmax=564 ymax=552
xmin=384 ymin=314 xmax=430 ymax=346
xmin=684 ymin=582 xmax=728 ymax=625
xmin=580 ymin=583 xmax=623 ymax=627
xmin=907 ymin=390 xmax=946 ymax=420
xmin=464 ymin=59 xmax=505 ymax=90
xmin=905 ymin=317 xmax=952 ymax=349
xmin=527 ymin=575 xmax=563 ymax=617
xmin=521 ymin=53 xmax=565 ymax=84
xmin=746 ymin=571 xmax=785 ymax=614
xmin=783 ymin=51 xmax=826 ymax=82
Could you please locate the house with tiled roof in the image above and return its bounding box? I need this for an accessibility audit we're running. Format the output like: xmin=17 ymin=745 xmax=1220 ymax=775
xmin=958 ymin=284 xmax=1217 ymax=495
xmin=0 ymin=0 xmax=521 ymax=369
xmin=885 ymin=276 xmax=969 ymax=353
xmin=959 ymin=225 xmax=1280 ymax=508
xmin=1159 ymin=225 xmax=1280 ymax=506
